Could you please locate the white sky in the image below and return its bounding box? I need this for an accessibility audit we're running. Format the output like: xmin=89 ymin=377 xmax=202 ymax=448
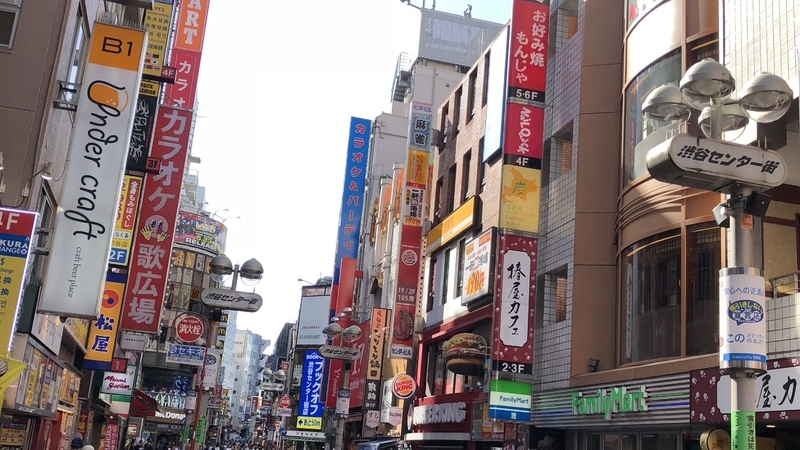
xmin=190 ymin=0 xmax=511 ymax=350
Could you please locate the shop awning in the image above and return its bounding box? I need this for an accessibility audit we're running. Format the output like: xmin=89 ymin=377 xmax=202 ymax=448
xmin=356 ymin=439 xmax=398 ymax=450
xmin=129 ymin=389 xmax=162 ymax=417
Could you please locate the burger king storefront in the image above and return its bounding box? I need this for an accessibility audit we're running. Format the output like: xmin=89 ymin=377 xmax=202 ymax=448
xmin=406 ymin=395 xmax=511 ymax=450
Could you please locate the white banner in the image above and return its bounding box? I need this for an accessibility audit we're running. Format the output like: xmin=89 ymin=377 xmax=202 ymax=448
xmin=461 ymin=229 xmax=493 ymax=304
xmin=499 ymin=249 xmax=530 ymax=347
xmin=40 ymin=23 xmax=146 ymax=317
xmin=296 ymin=296 xmax=330 ymax=346
xmin=719 ymin=271 xmax=766 ymax=366
xmin=101 ymin=366 xmax=135 ymax=396
xmin=203 ymin=348 xmax=222 ymax=386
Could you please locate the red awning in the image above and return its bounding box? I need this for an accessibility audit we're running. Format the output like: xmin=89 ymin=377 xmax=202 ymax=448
xmin=129 ymin=389 xmax=162 ymax=417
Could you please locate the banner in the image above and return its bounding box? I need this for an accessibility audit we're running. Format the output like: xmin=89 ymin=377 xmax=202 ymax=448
xmin=389 ymin=226 xmax=421 ymax=359
xmin=40 ymin=23 xmax=146 ymax=317
xmin=175 ymin=211 xmax=226 ymax=254
xmin=109 ymin=175 xmax=143 ymax=266
xmin=461 ymin=228 xmax=495 ymax=305
xmin=296 ymin=295 xmax=331 ymax=346
xmin=173 ymin=0 xmax=210 ymax=53
xmin=165 ymin=343 xmax=206 ymax=366
xmin=297 ymin=350 xmax=324 ymax=430
xmin=0 ymin=209 xmax=37 ymax=356
xmin=499 ymin=165 xmax=541 ymax=234
xmin=348 ymin=319 xmax=369 ymax=410
xmin=126 ymin=83 xmax=160 ymax=173
xmin=121 ymin=106 xmax=192 ymax=333
xmin=506 ymin=0 xmax=550 ymax=103
xmin=84 ymin=273 xmax=126 ymax=370
xmin=365 ymin=308 xmax=389 ymax=410
xmin=164 ymin=48 xmax=201 ymax=110
xmin=143 ymin=0 xmax=175 ymax=79
xmin=202 ymin=348 xmax=222 ymax=386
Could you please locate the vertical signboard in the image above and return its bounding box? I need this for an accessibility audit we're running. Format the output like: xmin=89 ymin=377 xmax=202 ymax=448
xmin=461 ymin=228 xmax=495 ymax=305
xmin=483 ymin=26 xmax=510 ymax=160
xmin=0 ymin=209 xmax=37 ymax=355
xmin=40 ymin=23 xmax=146 ymax=318
xmin=127 ymin=82 xmax=160 ymax=173
xmin=491 ymin=233 xmax=536 ymax=375
xmin=348 ymin=319 xmax=370 ymax=410
xmin=506 ymin=0 xmax=550 ymax=102
xmin=109 ymin=175 xmax=143 ymax=266
xmin=297 ymin=350 xmax=324 ymax=430
xmin=164 ymin=0 xmax=209 ymax=110
xmin=120 ymin=106 xmax=192 ymax=333
xmin=364 ymin=308 xmax=389 ymax=410
xmin=389 ymin=226 xmax=420 ymax=359
xmin=296 ymin=296 xmax=331 ymax=347
xmin=84 ymin=274 xmax=125 ymax=370
xmin=499 ymin=165 xmax=541 ymax=234
xmin=142 ymin=0 xmax=175 ymax=79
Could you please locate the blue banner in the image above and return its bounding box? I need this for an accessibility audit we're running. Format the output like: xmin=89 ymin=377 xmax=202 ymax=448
xmin=297 ymin=350 xmax=325 ymax=429
xmin=332 ymin=117 xmax=371 ymax=284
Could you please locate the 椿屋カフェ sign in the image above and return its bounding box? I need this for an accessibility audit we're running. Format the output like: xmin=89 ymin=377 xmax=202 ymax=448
xmin=40 ymin=23 xmax=146 ymax=318
xmin=572 ymin=386 xmax=648 ymax=420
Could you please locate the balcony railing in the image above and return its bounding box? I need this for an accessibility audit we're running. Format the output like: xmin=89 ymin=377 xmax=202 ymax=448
xmin=770 ymin=271 xmax=800 ymax=298
xmin=145 ymin=390 xmax=187 ymax=410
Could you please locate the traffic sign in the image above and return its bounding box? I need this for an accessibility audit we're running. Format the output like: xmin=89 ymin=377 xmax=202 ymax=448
xmin=279 ymin=428 xmax=287 ymax=437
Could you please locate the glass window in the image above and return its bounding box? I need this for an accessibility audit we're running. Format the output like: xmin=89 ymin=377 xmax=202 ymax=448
xmin=0 ymin=0 xmax=21 ymax=49
xmin=621 ymin=230 xmax=681 ymax=364
xmin=604 ymin=434 xmax=620 ymax=450
xmin=686 ymin=226 xmax=722 ymax=356
xmin=65 ymin=6 xmax=88 ymax=101
xmin=640 ymin=433 xmax=677 ymax=450
xmin=456 ymin=239 xmax=466 ymax=298
xmin=453 ymin=88 xmax=462 ymax=132
xmin=586 ymin=434 xmax=601 ymax=450
xmin=623 ymin=50 xmax=681 ymax=184
xmin=467 ymin=70 xmax=477 ymax=120
xmin=442 ymin=249 xmax=451 ymax=305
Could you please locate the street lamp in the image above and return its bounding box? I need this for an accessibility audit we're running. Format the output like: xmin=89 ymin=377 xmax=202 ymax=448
xmin=642 ymin=58 xmax=793 ymax=450
xmin=321 ymin=311 xmax=363 ymax=450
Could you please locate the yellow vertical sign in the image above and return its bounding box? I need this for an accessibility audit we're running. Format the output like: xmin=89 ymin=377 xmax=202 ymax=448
xmin=0 ymin=209 xmax=38 ymax=357
xmin=499 ymin=166 xmax=541 ymax=234
xmin=143 ymin=1 xmax=175 ymax=77
xmin=84 ymin=278 xmax=125 ymax=366
xmin=405 ymin=150 xmax=429 ymax=188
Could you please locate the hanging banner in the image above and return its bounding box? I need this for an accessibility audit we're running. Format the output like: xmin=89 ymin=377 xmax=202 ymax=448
xmin=142 ymin=0 xmax=175 ymax=79
xmin=365 ymin=308 xmax=389 ymax=410
xmin=84 ymin=273 xmax=126 ymax=370
xmin=506 ymin=0 xmax=550 ymax=103
xmin=719 ymin=269 xmax=766 ymax=369
xmin=40 ymin=23 xmax=146 ymax=318
xmin=109 ymin=175 xmax=143 ymax=266
xmin=120 ymin=106 xmax=192 ymax=333
xmin=389 ymin=226 xmax=421 ymax=359
xmin=0 ymin=209 xmax=37 ymax=356
xmin=297 ymin=350 xmax=324 ymax=430
xmin=126 ymin=83 xmax=160 ymax=173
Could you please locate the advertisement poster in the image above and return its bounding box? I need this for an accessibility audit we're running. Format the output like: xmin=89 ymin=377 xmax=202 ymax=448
xmin=389 ymin=226 xmax=421 ymax=359
xmin=297 ymin=350 xmax=324 ymax=430
xmin=296 ymin=296 xmax=331 ymax=346
xmin=719 ymin=272 xmax=766 ymax=366
xmin=40 ymin=23 xmax=146 ymax=318
xmin=0 ymin=208 xmax=37 ymax=355
xmin=165 ymin=344 xmax=206 ymax=366
xmin=142 ymin=0 xmax=174 ymax=78
xmin=499 ymin=166 xmax=541 ymax=234
xmin=109 ymin=175 xmax=143 ymax=266
xmin=461 ymin=228 xmax=495 ymax=305
xmin=175 ymin=211 xmax=226 ymax=254
xmin=84 ymin=274 xmax=126 ymax=370
xmin=126 ymin=83 xmax=159 ymax=173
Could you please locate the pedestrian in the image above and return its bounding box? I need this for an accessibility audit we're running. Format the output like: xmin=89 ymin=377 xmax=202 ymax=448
xmin=70 ymin=435 xmax=84 ymax=450
xmin=145 ymin=438 xmax=154 ymax=450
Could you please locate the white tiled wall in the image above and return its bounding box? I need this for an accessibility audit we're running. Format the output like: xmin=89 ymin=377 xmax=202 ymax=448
xmin=767 ymin=294 xmax=800 ymax=358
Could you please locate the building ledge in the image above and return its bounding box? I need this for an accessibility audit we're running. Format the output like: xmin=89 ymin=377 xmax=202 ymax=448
xmin=569 ymin=354 xmax=717 ymax=387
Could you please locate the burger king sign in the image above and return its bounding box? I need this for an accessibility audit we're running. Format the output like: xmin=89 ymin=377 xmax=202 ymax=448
xmin=392 ymin=374 xmax=417 ymax=400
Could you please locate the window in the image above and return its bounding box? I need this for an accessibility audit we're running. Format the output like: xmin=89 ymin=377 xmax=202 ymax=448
xmin=434 ymin=177 xmax=444 ymax=224
xmin=439 ymin=104 xmax=449 ymax=151
xmin=456 ymin=239 xmax=466 ymax=298
xmin=66 ymin=6 xmax=88 ymax=101
xmin=447 ymin=164 xmax=457 ymax=214
xmin=621 ymin=230 xmax=681 ymax=363
xmin=461 ymin=150 xmax=471 ymax=200
xmin=478 ymin=139 xmax=487 ymax=192
xmin=550 ymin=0 xmax=578 ymax=54
xmin=442 ymin=249 xmax=451 ymax=305
xmin=0 ymin=0 xmax=21 ymax=49
xmin=686 ymin=226 xmax=722 ymax=356
xmin=544 ymin=267 xmax=568 ymax=325
xmin=453 ymin=88 xmax=462 ymax=133
xmin=623 ymin=50 xmax=681 ymax=183
xmin=426 ymin=258 xmax=437 ymax=312
xmin=467 ymin=70 xmax=477 ymax=120
xmin=482 ymin=51 xmax=490 ymax=106
xmin=549 ymin=122 xmax=573 ymax=181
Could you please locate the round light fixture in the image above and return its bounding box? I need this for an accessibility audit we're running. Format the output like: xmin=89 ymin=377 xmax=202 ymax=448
xmin=738 ymin=72 xmax=794 ymax=123
xmin=680 ymin=58 xmax=735 ymax=110
xmin=642 ymin=84 xmax=692 ymax=129
xmin=698 ymin=101 xmax=749 ymax=141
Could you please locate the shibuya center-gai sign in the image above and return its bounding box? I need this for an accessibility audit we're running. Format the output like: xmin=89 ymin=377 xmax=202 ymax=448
xmin=571 ymin=386 xmax=648 ymax=420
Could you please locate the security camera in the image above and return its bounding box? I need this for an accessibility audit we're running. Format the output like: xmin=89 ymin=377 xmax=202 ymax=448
xmin=713 ymin=202 xmax=732 ymax=228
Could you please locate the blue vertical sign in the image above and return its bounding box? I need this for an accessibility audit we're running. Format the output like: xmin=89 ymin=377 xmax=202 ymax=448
xmin=332 ymin=117 xmax=371 ymax=284
xmin=297 ymin=350 xmax=325 ymax=430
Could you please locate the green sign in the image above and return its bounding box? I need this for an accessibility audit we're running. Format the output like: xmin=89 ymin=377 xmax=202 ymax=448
xmin=571 ymin=386 xmax=648 ymax=420
xmin=181 ymin=425 xmax=189 ymax=443
xmin=195 ymin=417 xmax=206 ymax=446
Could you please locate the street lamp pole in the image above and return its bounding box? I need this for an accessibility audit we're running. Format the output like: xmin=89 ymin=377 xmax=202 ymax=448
xmin=321 ymin=313 xmax=362 ymax=450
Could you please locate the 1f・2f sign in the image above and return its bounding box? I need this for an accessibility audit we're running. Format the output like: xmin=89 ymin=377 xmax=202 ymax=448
xmin=40 ymin=23 xmax=146 ymax=318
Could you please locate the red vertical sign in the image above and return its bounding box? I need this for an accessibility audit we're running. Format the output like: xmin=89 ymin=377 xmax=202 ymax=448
xmin=388 ymin=225 xmax=421 ymax=359
xmin=325 ymin=257 xmax=357 ymax=408
xmin=506 ymin=0 xmax=550 ymax=103
xmin=347 ymin=319 xmax=370 ymax=410
xmin=120 ymin=106 xmax=192 ymax=333
xmin=164 ymin=49 xmax=200 ymax=109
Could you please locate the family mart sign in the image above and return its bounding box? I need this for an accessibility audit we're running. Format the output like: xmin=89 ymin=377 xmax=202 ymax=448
xmin=571 ymin=386 xmax=648 ymax=420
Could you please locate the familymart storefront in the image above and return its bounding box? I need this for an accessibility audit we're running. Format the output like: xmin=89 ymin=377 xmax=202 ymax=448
xmin=532 ymin=373 xmax=691 ymax=450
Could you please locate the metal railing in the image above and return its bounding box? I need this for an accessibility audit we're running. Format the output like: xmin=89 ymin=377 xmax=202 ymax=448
xmin=770 ymin=271 xmax=800 ymax=298
xmin=145 ymin=390 xmax=187 ymax=410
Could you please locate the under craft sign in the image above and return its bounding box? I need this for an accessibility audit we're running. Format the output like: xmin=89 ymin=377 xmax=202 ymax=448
xmin=572 ymin=386 xmax=648 ymax=420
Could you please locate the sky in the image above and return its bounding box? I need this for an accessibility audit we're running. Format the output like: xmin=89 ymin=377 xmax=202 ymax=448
xmin=190 ymin=0 xmax=512 ymax=351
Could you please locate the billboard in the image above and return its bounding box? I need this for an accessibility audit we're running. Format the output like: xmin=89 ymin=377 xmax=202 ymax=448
xmin=461 ymin=228 xmax=495 ymax=305
xmin=389 ymin=226 xmax=421 ymax=359
xmin=483 ymin=26 xmax=509 ymax=161
xmin=120 ymin=106 xmax=192 ymax=333
xmin=491 ymin=233 xmax=536 ymax=375
xmin=127 ymin=83 xmax=160 ymax=172
xmin=109 ymin=175 xmax=143 ymax=266
xmin=39 ymin=23 xmax=146 ymax=318
xmin=175 ymin=211 xmax=226 ymax=254
xmin=364 ymin=308 xmax=389 ymax=410
xmin=506 ymin=0 xmax=550 ymax=103
xmin=84 ymin=273 xmax=126 ymax=370
xmin=0 ymin=209 xmax=37 ymax=355
xmin=418 ymin=8 xmax=505 ymax=68
xmin=296 ymin=296 xmax=330 ymax=347
xmin=142 ymin=0 xmax=175 ymax=79
xmin=498 ymin=166 xmax=541 ymax=234
xmin=164 ymin=48 xmax=201 ymax=109
xmin=297 ymin=350 xmax=324 ymax=430
xmin=173 ymin=0 xmax=210 ymax=53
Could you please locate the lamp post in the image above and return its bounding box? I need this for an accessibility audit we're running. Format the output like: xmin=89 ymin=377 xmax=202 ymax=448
xmin=642 ymin=58 xmax=793 ymax=450
xmin=190 ymin=254 xmax=264 ymax=450
xmin=321 ymin=311 xmax=363 ymax=450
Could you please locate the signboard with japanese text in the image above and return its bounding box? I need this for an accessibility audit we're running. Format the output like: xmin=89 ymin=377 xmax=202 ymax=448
xmin=297 ymin=350 xmax=324 ymax=430
xmin=506 ymin=0 xmax=550 ymax=103
xmin=121 ymin=106 xmax=192 ymax=333
xmin=172 ymin=312 xmax=205 ymax=344
xmin=127 ymin=84 xmax=160 ymax=173
xmin=331 ymin=117 xmax=371 ymax=284
xmin=426 ymin=196 xmax=476 ymax=253
xmin=296 ymin=295 xmax=331 ymax=346
xmin=175 ymin=211 xmax=226 ymax=254
xmin=200 ymin=288 xmax=263 ymax=312
xmin=491 ymin=233 xmax=536 ymax=375
xmin=202 ymin=348 xmax=222 ymax=386
xmin=499 ymin=166 xmax=541 ymax=234
xmin=503 ymin=102 xmax=544 ymax=160
xmin=165 ymin=343 xmax=206 ymax=366
xmin=405 ymin=151 xmax=429 ymax=189
xmin=0 ymin=208 xmax=37 ymax=356
xmin=164 ymin=48 xmax=200 ymax=110
xmin=389 ymin=226 xmax=420 ymax=359
xmin=40 ymin=23 xmax=146 ymax=318
xmin=719 ymin=271 xmax=766 ymax=367
xmin=84 ymin=274 xmax=125 ymax=370
xmin=365 ymin=308 xmax=389 ymax=410
xmin=348 ymin=320 xmax=369 ymax=410
xmin=174 ymin=0 xmax=209 ymax=53
xmin=110 ymin=175 xmax=143 ymax=266
xmin=408 ymin=103 xmax=433 ymax=153
xmin=143 ymin=0 xmax=174 ymax=79
xmin=462 ymin=228 xmax=495 ymax=305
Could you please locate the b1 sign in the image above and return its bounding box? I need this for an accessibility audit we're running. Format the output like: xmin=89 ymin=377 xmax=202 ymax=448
xmin=719 ymin=268 xmax=766 ymax=371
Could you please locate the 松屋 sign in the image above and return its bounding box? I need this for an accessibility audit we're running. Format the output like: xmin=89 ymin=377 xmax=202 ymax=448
xmin=571 ymin=386 xmax=648 ymax=420
xmin=40 ymin=23 xmax=146 ymax=318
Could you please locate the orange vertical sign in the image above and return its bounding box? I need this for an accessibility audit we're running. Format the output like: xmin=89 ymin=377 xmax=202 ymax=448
xmin=174 ymin=0 xmax=210 ymax=52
